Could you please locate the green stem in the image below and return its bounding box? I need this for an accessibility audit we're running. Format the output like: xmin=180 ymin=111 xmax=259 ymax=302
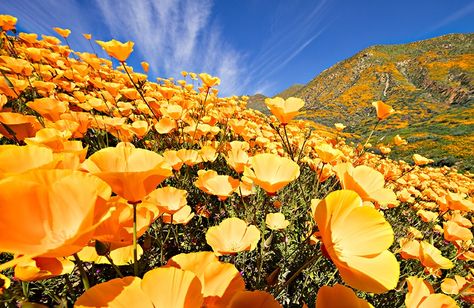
xmin=73 ymin=253 xmax=90 ymax=290
xmin=131 ymin=202 xmax=139 ymax=276
xmin=105 ymin=254 xmax=124 ymax=278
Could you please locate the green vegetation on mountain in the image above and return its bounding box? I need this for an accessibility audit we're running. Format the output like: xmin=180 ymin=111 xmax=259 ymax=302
xmin=277 ymin=33 xmax=474 ymax=171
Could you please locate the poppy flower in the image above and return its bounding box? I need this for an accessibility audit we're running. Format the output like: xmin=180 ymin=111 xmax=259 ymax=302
xmin=97 ymin=39 xmax=134 ymax=62
xmin=0 ymin=15 xmax=17 ymax=31
xmin=405 ymin=276 xmax=458 ymax=308
xmin=264 ymin=97 xmax=305 ymax=125
xmin=372 ymin=101 xmax=395 ymax=120
xmin=265 ymin=213 xmax=290 ymax=231
xmin=313 ymin=190 xmax=399 ymax=293
xmin=443 ymin=221 xmax=473 ymax=242
xmin=227 ymin=290 xmax=281 ymax=308
xmin=83 ymin=33 xmax=92 ymax=40
xmin=413 ymin=154 xmax=433 ymax=166
xmin=199 ymin=73 xmax=220 ymax=88
xmin=394 ymin=135 xmax=408 ymax=146
xmin=244 ymin=153 xmax=300 ymax=194
xmin=0 ymin=274 xmax=10 ymax=294
xmin=0 ymin=145 xmax=53 ymax=178
xmin=93 ymin=196 xmax=160 ymax=247
xmin=206 ymin=217 xmax=261 ymax=256
xmin=314 ymin=143 xmax=344 ymax=164
xmin=0 ymin=112 xmax=42 ymax=140
xmin=194 ymin=170 xmax=240 ymax=201
xmin=53 ymin=27 xmax=71 ymax=38
xmin=162 ymin=205 xmax=195 ymax=225
xmin=141 ymin=61 xmax=149 ymax=73
xmin=316 ymin=284 xmax=373 ymax=308
xmin=145 ymin=186 xmax=187 ymax=215
xmin=81 ymin=142 xmax=172 ymax=203
xmin=334 ymin=163 xmax=398 ymax=207
xmin=167 ymin=251 xmax=246 ymax=307
xmin=0 ymin=169 xmax=111 ymax=270
xmin=418 ymin=241 xmax=454 ymax=272
xmin=14 ymin=257 xmax=74 ymax=282
xmin=75 ymin=244 xmax=144 ymax=266
xmin=334 ymin=123 xmax=346 ymax=131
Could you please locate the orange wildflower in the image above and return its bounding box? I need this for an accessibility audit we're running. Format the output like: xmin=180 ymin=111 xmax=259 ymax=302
xmin=244 ymin=153 xmax=300 ymax=194
xmin=413 ymin=154 xmax=433 ymax=166
xmin=14 ymin=257 xmax=74 ymax=282
xmin=265 ymin=213 xmax=290 ymax=230
xmin=405 ymin=276 xmax=458 ymax=308
xmin=334 ymin=163 xmax=398 ymax=207
xmin=162 ymin=205 xmax=195 ymax=225
xmin=419 ymin=241 xmax=454 ymax=272
xmin=0 ymin=15 xmax=17 ymax=31
xmin=81 ymin=142 xmax=172 ymax=203
xmin=83 ymin=33 xmax=92 ymax=40
xmin=313 ymin=190 xmax=399 ymax=293
xmin=372 ymin=101 xmax=395 ymax=120
xmin=265 ymin=97 xmax=305 ymax=125
xmin=194 ymin=169 xmax=240 ymax=201
xmin=316 ymin=284 xmax=373 ymax=308
xmin=0 ymin=169 xmax=111 ymax=270
xmin=53 ymin=27 xmax=71 ymax=38
xmin=206 ymin=217 xmax=261 ymax=256
xmin=97 ymin=39 xmax=134 ymax=62
xmin=167 ymin=251 xmax=246 ymax=307
xmin=227 ymin=290 xmax=281 ymax=308
xmin=443 ymin=221 xmax=473 ymax=242
xmin=199 ymin=73 xmax=221 ymax=88
xmin=146 ymin=186 xmax=188 ymax=215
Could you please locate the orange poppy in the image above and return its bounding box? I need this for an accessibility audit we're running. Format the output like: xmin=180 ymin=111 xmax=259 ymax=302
xmin=372 ymin=101 xmax=395 ymax=120
xmin=96 ymin=39 xmax=134 ymax=62
xmin=75 ymin=244 xmax=144 ymax=266
xmin=441 ymin=275 xmax=473 ymax=296
xmin=412 ymin=154 xmax=433 ymax=166
xmin=0 ymin=15 xmax=17 ymax=31
xmin=167 ymin=251 xmax=246 ymax=307
xmin=227 ymin=290 xmax=281 ymax=308
xmin=146 ymin=186 xmax=187 ymax=215
xmin=443 ymin=221 xmax=473 ymax=242
xmin=264 ymin=97 xmax=305 ymax=125
xmin=418 ymin=241 xmax=454 ymax=272
xmin=194 ymin=169 xmax=240 ymax=201
xmin=0 ymin=112 xmax=42 ymax=140
xmin=199 ymin=73 xmax=221 ymax=88
xmin=0 ymin=169 xmax=111 ymax=271
xmin=405 ymin=276 xmax=458 ymax=308
xmin=0 ymin=145 xmax=53 ymax=178
xmin=334 ymin=123 xmax=346 ymax=131
xmin=53 ymin=27 xmax=71 ymax=38
xmin=244 ymin=153 xmax=300 ymax=194
xmin=162 ymin=205 xmax=195 ymax=225
xmin=316 ymin=284 xmax=373 ymax=308
xmin=265 ymin=213 xmax=290 ymax=231
xmin=206 ymin=217 xmax=261 ymax=256
xmin=141 ymin=61 xmax=149 ymax=73
xmin=313 ymin=190 xmax=399 ymax=293
xmin=83 ymin=33 xmax=92 ymax=40
xmin=314 ymin=143 xmax=344 ymax=164
xmin=394 ymin=134 xmax=408 ymax=146
xmin=81 ymin=142 xmax=172 ymax=203
xmin=14 ymin=257 xmax=74 ymax=282
xmin=93 ymin=196 xmax=160 ymax=247
xmin=334 ymin=163 xmax=398 ymax=207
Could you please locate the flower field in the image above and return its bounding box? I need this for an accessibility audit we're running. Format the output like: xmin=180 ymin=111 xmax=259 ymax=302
xmin=0 ymin=15 xmax=473 ymax=307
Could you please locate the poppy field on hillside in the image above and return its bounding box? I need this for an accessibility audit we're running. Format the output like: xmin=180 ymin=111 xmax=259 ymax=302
xmin=0 ymin=15 xmax=473 ymax=307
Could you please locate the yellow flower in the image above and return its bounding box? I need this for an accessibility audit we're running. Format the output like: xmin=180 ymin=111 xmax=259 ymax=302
xmin=96 ymin=39 xmax=134 ymax=62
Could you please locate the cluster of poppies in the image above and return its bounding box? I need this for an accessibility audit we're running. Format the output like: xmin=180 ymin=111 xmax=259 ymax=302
xmin=0 ymin=15 xmax=472 ymax=307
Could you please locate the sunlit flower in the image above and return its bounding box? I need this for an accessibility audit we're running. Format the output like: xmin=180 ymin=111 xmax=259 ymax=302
xmin=0 ymin=15 xmax=17 ymax=31
xmin=53 ymin=27 xmax=71 ymax=38
xmin=244 ymin=153 xmax=300 ymax=194
xmin=194 ymin=169 xmax=239 ymax=201
xmin=81 ymin=142 xmax=172 ymax=203
xmin=265 ymin=97 xmax=305 ymax=125
xmin=96 ymin=39 xmax=134 ymax=62
xmin=167 ymin=251 xmax=246 ymax=307
xmin=0 ymin=169 xmax=111 ymax=271
xmin=227 ymin=290 xmax=281 ymax=308
xmin=405 ymin=276 xmax=458 ymax=308
xmin=146 ymin=186 xmax=187 ymax=215
xmin=413 ymin=154 xmax=433 ymax=166
xmin=206 ymin=217 xmax=260 ymax=256
xmin=316 ymin=284 xmax=373 ymax=308
xmin=14 ymin=257 xmax=74 ymax=282
xmin=265 ymin=213 xmax=290 ymax=231
xmin=313 ymin=190 xmax=399 ymax=293
xmin=372 ymin=101 xmax=395 ymax=120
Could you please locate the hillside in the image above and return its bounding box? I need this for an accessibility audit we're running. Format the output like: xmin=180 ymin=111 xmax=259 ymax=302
xmin=284 ymin=33 xmax=474 ymax=171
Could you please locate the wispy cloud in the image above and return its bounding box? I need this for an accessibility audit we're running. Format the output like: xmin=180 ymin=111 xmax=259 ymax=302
xmin=95 ymin=0 xmax=246 ymax=96
xmin=423 ymin=2 xmax=474 ymax=34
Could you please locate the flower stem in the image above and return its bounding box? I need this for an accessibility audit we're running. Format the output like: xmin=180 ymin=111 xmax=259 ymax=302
xmin=73 ymin=253 xmax=90 ymax=290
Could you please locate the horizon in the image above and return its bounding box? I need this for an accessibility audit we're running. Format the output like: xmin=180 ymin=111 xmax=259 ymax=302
xmin=1 ymin=0 xmax=473 ymax=96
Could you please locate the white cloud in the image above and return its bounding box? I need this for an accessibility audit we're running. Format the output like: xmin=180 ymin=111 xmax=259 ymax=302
xmin=95 ymin=0 xmax=245 ymax=96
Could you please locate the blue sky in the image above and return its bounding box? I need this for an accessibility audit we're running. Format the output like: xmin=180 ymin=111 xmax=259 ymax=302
xmin=2 ymin=0 xmax=473 ymax=96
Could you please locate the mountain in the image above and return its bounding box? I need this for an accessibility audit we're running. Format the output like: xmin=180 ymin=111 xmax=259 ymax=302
xmin=275 ymin=84 xmax=305 ymax=99
xmin=280 ymin=33 xmax=474 ymax=171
